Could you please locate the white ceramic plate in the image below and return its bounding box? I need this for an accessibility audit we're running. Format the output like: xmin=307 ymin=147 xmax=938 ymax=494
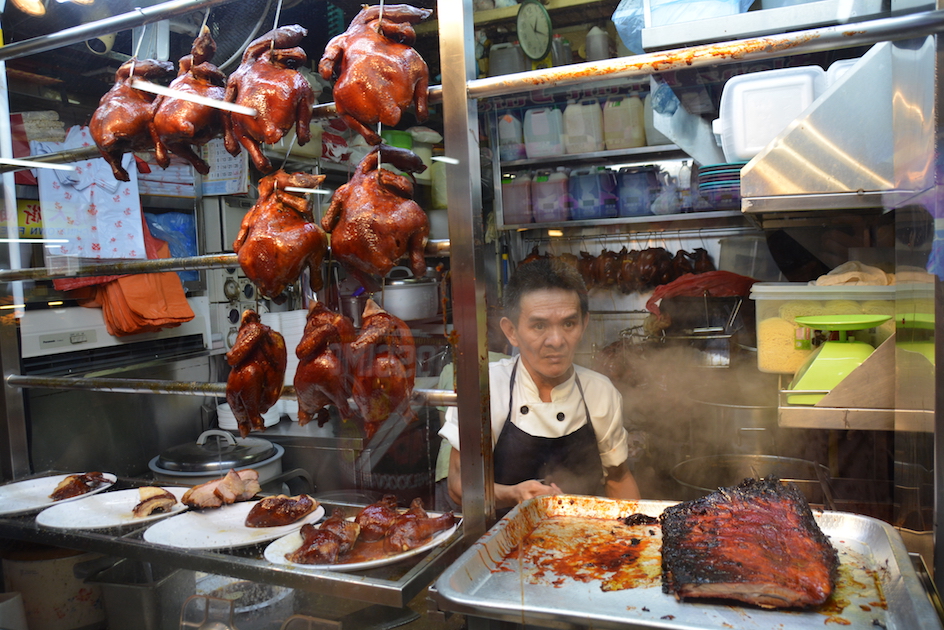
xmin=35 ymin=487 xmax=189 ymax=529
xmin=263 ymin=517 xmax=459 ymax=572
xmin=143 ymin=500 xmax=325 ymax=550
xmin=0 ymin=473 xmax=117 ymax=517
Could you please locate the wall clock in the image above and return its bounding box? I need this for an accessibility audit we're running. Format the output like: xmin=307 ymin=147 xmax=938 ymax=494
xmin=516 ymin=0 xmax=552 ymax=61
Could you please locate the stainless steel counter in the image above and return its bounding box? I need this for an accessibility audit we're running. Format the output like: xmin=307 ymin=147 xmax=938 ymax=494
xmin=0 ymin=477 xmax=467 ymax=609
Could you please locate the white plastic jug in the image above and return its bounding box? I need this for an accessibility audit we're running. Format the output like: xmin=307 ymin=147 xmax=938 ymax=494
xmin=501 ymin=172 xmax=533 ymax=225
xmin=531 ymin=168 xmax=569 ymax=223
xmin=644 ymin=93 xmax=672 ymax=146
xmin=497 ymin=111 xmax=526 ymax=161
xmin=585 ymin=26 xmax=611 ymax=61
xmin=488 ymin=42 xmax=527 ymax=76
xmin=563 ymin=99 xmax=604 ymax=154
xmin=524 ymin=107 xmax=564 ymax=158
xmin=603 ymin=96 xmax=646 ymax=150
xmin=617 ymin=167 xmax=659 ymax=217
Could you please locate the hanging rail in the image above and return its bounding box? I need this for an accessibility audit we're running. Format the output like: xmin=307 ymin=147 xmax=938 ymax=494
xmin=0 ymin=240 xmax=450 ymax=283
xmin=0 ymin=0 xmax=242 ymax=62
xmin=4 ymin=10 xmax=942 ymax=170
xmin=4 ymin=374 xmax=457 ymax=406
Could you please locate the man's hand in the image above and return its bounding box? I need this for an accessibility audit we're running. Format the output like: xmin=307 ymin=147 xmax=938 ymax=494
xmin=495 ymin=479 xmax=560 ymax=508
xmin=605 ymin=461 xmax=640 ymax=500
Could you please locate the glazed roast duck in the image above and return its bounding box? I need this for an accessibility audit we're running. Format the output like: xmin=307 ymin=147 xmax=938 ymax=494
xmin=225 ymin=310 xmax=286 ymax=438
xmin=293 ymin=301 xmax=357 ymax=428
xmin=319 ymin=4 xmax=432 ymax=144
xmin=149 ymin=26 xmax=226 ymax=175
xmin=233 ymin=170 xmax=328 ymax=302
xmin=224 ymin=25 xmax=316 ymax=172
xmin=321 ymin=144 xmax=429 ymax=292
xmin=350 ymin=300 xmax=417 ymax=441
xmin=89 ymin=58 xmax=175 ymax=181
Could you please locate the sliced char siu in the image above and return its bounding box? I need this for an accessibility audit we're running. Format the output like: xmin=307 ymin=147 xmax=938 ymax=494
xmin=660 ymin=476 xmax=838 ymax=609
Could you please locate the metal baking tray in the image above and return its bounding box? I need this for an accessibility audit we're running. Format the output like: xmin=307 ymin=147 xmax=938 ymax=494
xmin=433 ymin=495 xmax=943 ymax=630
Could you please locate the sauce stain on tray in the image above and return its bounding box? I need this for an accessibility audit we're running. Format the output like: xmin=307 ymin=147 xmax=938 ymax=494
xmin=498 ymin=515 xmax=663 ymax=591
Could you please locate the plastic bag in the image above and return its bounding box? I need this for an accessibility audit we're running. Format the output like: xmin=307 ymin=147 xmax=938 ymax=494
xmin=613 ymin=0 xmax=754 ymax=54
xmin=144 ymin=212 xmax=199 ymax=283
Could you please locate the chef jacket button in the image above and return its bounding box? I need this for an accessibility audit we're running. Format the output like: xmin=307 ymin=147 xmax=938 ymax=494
xmin=556 ymin=412 xmax=565 ymax=421
xmin=520 ymin=406 xmax=529 ymax=415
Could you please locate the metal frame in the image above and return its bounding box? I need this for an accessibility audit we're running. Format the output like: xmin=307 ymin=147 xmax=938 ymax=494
xmin=1 ymin=0 xmax=943 ymax=607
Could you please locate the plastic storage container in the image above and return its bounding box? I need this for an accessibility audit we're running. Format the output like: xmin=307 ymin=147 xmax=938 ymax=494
xmin=532 ymin=168 xmax=570 ymax=222
xmin=826 ymin=58 xmax=860 ymax=88
xmin=501 ymin=171 xmax=533 ymax=225
xmin=497 ymin=111 xmax=526 ymax=161
xmin=751 ymin=283 xmax=894 ymax=374
xmin=617 ymin=166 xmax=659 ymax=216
xmin=644 ymin=93 xmax=672 ymax=145
xmin=718 ymin=235 xmax=784 ymax=282
xmin=523 ymin=107 xmax=564 ymax=158
xmin=603 ymin=96 xmax=645 ymax=150
xmin=563 ymin=99 xmax=604 ymax=154
xmin=716 ymin=66 xmax=826 ymax=162
xmin=569 ymin=167 xmax=617 ymax=220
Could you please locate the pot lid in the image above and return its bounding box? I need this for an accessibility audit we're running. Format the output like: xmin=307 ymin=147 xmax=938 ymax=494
xmin=156 ymin=430 xmax=277 ymax=473
xmin=384 ymin=276 xmax=436 ymax=287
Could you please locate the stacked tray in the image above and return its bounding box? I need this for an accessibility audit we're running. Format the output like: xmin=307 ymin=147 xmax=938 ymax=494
xmin=694 ymin=161 xmax=747 ymax=211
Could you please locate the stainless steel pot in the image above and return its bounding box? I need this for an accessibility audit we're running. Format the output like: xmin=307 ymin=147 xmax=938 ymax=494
xmin=380 ymin=267 xmax=439 ymax=321
xmin=671 ymin=454 xmax=835 ymax=508
xmin=148 ymin=430 xmax=284 ymax=486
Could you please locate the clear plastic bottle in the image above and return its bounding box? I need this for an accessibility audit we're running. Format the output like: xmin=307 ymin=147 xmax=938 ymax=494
xmin=677 ymin=160 xmax=692 ymax=211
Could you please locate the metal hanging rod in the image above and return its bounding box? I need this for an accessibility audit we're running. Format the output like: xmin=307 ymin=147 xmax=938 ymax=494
xmin=4 ymin=9 xmax=937 ymax=169
xmin=0 ymin=241 xmax=450 ymax=283
xmin=466 ymin=9 xmax=944 ymax=99
xmin=5 ymin=374 xmax=457 ymax=407
xmin=0 ymin=0 xmax=242 ymax=62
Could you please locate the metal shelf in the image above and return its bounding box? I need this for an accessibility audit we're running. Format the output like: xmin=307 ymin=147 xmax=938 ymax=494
xmin=502 ymin=209 xmax=748 ymax=232
xmin=0 ymin=486 xmax=465 ymax=607
xmin=499 ymin=144 xmax=685 ymax=170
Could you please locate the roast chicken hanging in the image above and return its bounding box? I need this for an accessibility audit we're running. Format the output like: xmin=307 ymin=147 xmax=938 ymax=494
xmin=233 ymin=170 xmax=328 ymax=302
xmin=89 ymin=58 xmax=175 ymax=181
xmin=319 ymin=4 xmax=432 ymax=144
xmin=321 ymin=144 xmax=429 ymax=291
xmin=350 ymin=300 xmax=417 ymax=441
xmin=149 ymin=26 xmax=226 ymax=174
xmin=293 ymin=301 xmax=356 ymax=427
xmin=224 ymin=25 xmax=316 ymax=172
xmin=226 ymin=310 xmax=286 ymax=437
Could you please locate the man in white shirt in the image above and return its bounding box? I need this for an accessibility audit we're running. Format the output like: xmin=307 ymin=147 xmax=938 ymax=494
xmin=438 ymin=258 xmax=640 ymax=510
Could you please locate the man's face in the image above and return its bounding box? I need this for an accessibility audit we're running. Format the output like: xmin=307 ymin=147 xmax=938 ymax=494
xmin=500 ymin=288 xmax=588 ymax=387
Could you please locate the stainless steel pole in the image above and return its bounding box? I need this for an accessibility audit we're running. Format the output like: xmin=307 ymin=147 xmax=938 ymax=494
xmin=438 ymin=0 xmax=494 ymax=537
xmin=0 ymin=0 xmax=242 ymax=62
xmin=5 ymin=375 xmax=457 ymax=406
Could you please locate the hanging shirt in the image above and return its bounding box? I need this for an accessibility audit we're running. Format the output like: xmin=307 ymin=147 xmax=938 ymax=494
xmin=32 ymin=125 xmax=146 ymax=260
xmin=438 ymin=356 xmax=629 ymax=476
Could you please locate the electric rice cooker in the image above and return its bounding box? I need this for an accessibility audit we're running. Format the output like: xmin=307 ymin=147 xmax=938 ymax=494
xmin=148 ymin=429 xmax=284 ymax=486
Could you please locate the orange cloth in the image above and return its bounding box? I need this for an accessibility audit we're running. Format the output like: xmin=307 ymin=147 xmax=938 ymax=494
xmin=64 ymin=215 xmax=195 ymax=336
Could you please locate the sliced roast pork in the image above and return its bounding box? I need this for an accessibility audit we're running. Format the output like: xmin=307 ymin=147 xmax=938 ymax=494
xmin=660 ymin=476 xmax=839 ymax=609
xmin=181 ymin=469 xmax=260 ymax=509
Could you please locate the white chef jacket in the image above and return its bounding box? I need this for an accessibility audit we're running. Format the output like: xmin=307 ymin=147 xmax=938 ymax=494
xmin=438 ymin=357 xmax=629 ymax=471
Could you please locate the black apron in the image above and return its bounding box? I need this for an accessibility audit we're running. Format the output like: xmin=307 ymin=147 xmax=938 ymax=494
xmin=493 ymin=359 xmax=605 ymax=498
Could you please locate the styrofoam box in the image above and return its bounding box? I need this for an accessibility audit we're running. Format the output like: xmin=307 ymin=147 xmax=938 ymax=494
xmin=717 ymin=66 xmax=826 ymax=162
xmin=751 ymin=282 xmax=894 ymax=374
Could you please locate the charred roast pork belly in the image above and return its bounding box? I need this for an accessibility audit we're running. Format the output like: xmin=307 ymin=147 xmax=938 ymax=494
xmin=132 ymin=487 xmax=177 ymax=517
xmin=660 ymin=476 xmax=839 ymax=609
xmin=181 ymin=468 xmax=260 ymax=509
